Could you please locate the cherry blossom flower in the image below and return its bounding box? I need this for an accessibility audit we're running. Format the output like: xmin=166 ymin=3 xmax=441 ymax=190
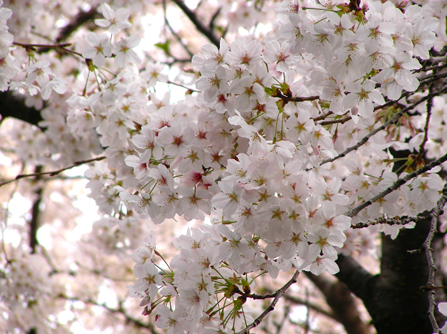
xmin=141 ymin=62 xmax=168 ymax=87
xmin=82 ymin=32 xmax=112 ymax=67
xmin=212 ymin=181 xmax=245 ymax=217
xmin=132 ymin=262 xmax=162 ymax=300
xmin=306 ymin=255 xmax=340 ymax=275
xmin=0 ymin=29 xmax=12 ymax=58
xmin=40 ymin=77 xmax=67 ymax=100
xmin=195 ymin=66 xmax=228 ymax=102
xmin=227 ymin=38 xmax=263 ymax=69
xmin=155 ymin=305 xmax=189 ymax=334
xmin=357 ymin=10 xmax=395 ymax=53
xmin=262 ymin=40 xmax=298 ymax=72
xmin=5 ymin=0 xmax=447 ymax=332
xmin=307 ymin=227 xmax=344 ymax=262
xmin=374 ymin=53 xmax=421 ymax=100
xmin=344 ymin=80 xmax=385 ymax=120
xmin=131 ymin=233 xmax=157 ymax=264
xmin=95 ymin=3 xmax=131 ymax=34
xmin=157 ymin=124 xmax=195 ymax=156
xmin=26 ymin=61 xmax=53 ymax=86
xmin=113 ymin=35 xmax=141 ymax=68
xmin=193 ymin=38 xmax=229 ymax=74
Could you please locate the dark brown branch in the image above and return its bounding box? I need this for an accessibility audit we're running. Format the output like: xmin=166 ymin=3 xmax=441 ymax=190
xmin=38 ymin=6 xmax=98 ymax=53
xmin=172 ymin=0 xmax=220 ymax=47
xmin=337 ymin=217 xmax=434 ymax=333
xmin=14 ymin=41 xmax=82 ymax=57
xmin=273 ymin=90 xmax=320 ymax=103
xmin=14 ymin=42 xmax=72 ymax=48
xmin=162 ymin=0 xmax=194 ymax=58
xmin=29 ymin=166 xmax=43 ymax=254
xmin=209 ymin=7 xmax=221 ymax=31
xmin=56 ymin=7 xmax=98 ymax=43
xmin=417 ymin=84 xmax=433 ymax=157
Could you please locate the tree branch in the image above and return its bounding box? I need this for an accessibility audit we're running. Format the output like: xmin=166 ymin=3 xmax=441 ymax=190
xmin=172 ymin=0 xmax=220 ymax=47
xmin=237 ymin=270 xmax=300 ymax=334
xmin=0 ymin=91 xmax=44 ymax=128
xmin=37 ymin=6 xmax=98 ymax=53
xmin=0 ymin=156 xmax=106 ymax=188
xmin=351 ymin=214 xmax=429 ymax=229
xmin=347 ymin=152 xmax=447 ymax=218
xmin=58 ymin=294 xmax=158 ymax=332
xmin=29 ymin=166 xmax=43 ymax=254
xmin=162 ymin=0 xmax=194 ymax=58
xmin=251 ymin=288 xmax=338 ymax=322
xmin=305 ymin=272 xmax=371 ymax=334
xmin=335 ymin=254 xmax=374 ymax=301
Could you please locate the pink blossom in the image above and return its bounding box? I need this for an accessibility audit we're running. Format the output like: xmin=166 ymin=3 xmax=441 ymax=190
xmin=95 ymin=3 xmax=131 ymax=34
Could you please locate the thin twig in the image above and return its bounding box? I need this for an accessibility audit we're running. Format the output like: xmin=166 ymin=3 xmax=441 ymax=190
xmin=13 ymin=42 xmax=72 ymax=48
xmin=209 ymin=7 xmax=221 ymax=31
xmin=29 ymin=166 xmax=43 ymax=254
xmin=0 ymin=156 xmax=106 ymax=188
xmin=347 ymin=152 xmax=447 ymax=218
xmin=351 ymin=215 xmax=422 ymax=229
xmin=282 ymin=293 xmax=337 ymax=321
xmin=417 ymin=85 xmax=433 ymax=157
xmin=162 ymin=0 xmax=194 ymax=58
xmin=167 ymin=80 xmax=198 ymax=92
xmin=287 ymin=95 xmax=320 ymax=102
xmin=319 ymin=116 xmax=351 ymax=126
xmin=75 ymin=261 xmax=135 ymax=283
xmin=236 ymin=270 xmax=300 ymax=334
xmin=312 ymin=111 xmax=333 ymax=122
xmin=58 ymin=294 xmax=157 ymax=331
xmin=424 ymin=181 xmax=447 ymax=333
xmin=274 ymin=90 xmax=320 ymax=103
xmin=13 ymin=41 xmax=82 ymax=57
xmin=418 ymin=71 xmax=447 ymax=83
xmin=249 ymin=291 xmax=277 ymax=299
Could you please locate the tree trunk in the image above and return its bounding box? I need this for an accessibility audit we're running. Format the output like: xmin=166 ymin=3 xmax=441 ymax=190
xmin=336 ymin=220 xmax=432 ymax=334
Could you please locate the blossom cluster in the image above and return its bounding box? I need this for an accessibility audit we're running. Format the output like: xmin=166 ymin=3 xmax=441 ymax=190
xmin=0 ymin=0 xmax=67 ymax=99
xmin=114 ymin=1 xmax=445 ymax=331
xmin=82 ymin=3 xmax=141 ymax=68
xmin=1 ymin=0 xmax=447 ymax=333
xmin=0 ymin=0 xmax=17 ymax=91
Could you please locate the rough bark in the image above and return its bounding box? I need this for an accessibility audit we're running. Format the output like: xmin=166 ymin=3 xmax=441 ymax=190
xmin=336 ymin=221 xmax=432 ymax=334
